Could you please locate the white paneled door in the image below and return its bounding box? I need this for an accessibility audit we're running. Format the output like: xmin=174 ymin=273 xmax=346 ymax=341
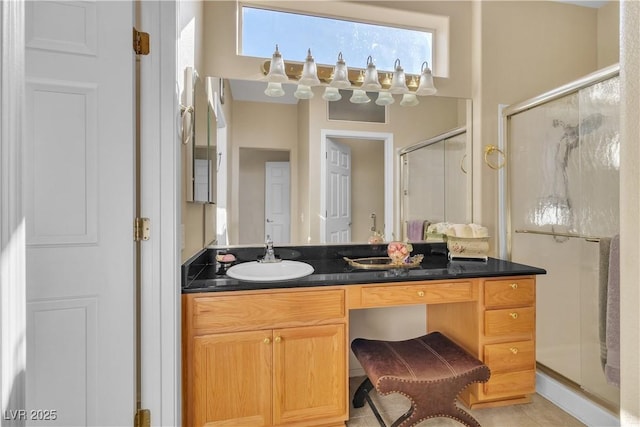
xmin=325 ymin=139 xmax=351 ymax=243
xmin=265 ymin=162 xmax=291 ymax=244
xmin=25 ymin=2 xmax=135 ymax=426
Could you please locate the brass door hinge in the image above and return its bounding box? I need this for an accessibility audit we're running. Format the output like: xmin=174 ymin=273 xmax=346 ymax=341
xmin=134 ymin=217 xmax=151 ymax=242
xmin=134 ymin=409 xmax=150 ymax=427
xmin=133 ymin=28 xmax=150 ymax=55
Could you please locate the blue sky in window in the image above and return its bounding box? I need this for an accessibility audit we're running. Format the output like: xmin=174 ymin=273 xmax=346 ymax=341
xmin=242 ymin=7 xmax=432 ymax=74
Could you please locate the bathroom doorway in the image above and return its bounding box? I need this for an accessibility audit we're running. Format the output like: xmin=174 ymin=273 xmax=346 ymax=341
xmin=238 ymin=148 xmax=290 ymax=244
xmin=320 ymin=130 xmax=394 ymax=243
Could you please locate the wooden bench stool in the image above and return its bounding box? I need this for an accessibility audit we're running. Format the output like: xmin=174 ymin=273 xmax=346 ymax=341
xmin=351 ymin=332 xmax=491 ymax=427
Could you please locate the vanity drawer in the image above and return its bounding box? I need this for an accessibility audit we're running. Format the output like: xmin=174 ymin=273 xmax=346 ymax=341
xmin=361 ymin=281 xmax=475 ymax=307
xmin=484 ymin=307 xmax=534 ymax=337
xmin=483 ymin=369 xmax=536 ymax=398
xmin=484 ymin=278 xmax=534 ymax=308
xmin=191 ymin=289 xmax=345 ymax=333
xmin=484 ymin=340 xmax=535 ymax=373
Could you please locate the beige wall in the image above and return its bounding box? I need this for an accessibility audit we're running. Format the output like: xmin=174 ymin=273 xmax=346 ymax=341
xmin=473 ymin=1 xmax=600 ymax=246
xmin=598 ymin=1 xmax=620 ymax=69
xmin=230 ymin=101 xmax=300 ymax=244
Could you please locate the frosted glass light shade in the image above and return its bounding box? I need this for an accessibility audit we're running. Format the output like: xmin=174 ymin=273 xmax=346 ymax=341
xmin=361 ymin=56 xmax=381 ymax=91
xmin=389 ymin=59 xmax=408 ymax=94
xmin=266 ymin=45 xmax=289 ymax=83
xmin=350 ymin=89 xmax=370 ymax=104
xmin=322 ymin=87 xmax=342 ymax=101
xmin=375 ymin=91 xmax=395 ymax=106
xmin=416 ymin=62 xmax=437 ymax=96
xmin=400 ymin=93 xmax=419 ymax=107
xmin=330 ymin=52 xmax=351 ymax=89
xmin=298 ymin=49 xmax=321 ymax=86
xmin=264 ymin=82 xmax=285 ymax=97
xmin=294 ymin=84 xmax=314 ymax=99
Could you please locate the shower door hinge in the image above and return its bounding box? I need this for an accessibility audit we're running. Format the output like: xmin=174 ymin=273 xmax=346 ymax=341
xmin=133 ymin=28 xmax=150 ymax=55
xmin=134 ymin=217 xmax=151 ymax=242
xmin=134 ymin=409 xmax=150 ymax=427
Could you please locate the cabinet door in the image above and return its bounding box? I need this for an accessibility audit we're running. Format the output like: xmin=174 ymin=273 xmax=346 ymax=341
xmin=193 ymin=330 xmax=273 ymax=427
xmin=272 ymin=324 xmax=347 ymax=425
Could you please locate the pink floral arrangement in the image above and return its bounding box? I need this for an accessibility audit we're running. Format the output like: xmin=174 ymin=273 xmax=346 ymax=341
xmin=387 ymin=241 xmax=413 ymax=264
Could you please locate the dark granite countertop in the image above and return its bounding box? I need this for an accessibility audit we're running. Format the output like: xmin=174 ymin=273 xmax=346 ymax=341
xmin=182 ymin=243 xmax=546 ymax=294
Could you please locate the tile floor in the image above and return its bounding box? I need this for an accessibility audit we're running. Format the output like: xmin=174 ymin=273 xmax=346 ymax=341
xmin=347 ymin=376 xmax=586 ymax=427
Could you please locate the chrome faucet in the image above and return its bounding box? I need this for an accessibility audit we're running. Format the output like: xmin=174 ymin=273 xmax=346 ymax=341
xmin=260 ymin=235 xmax=281 ymax=263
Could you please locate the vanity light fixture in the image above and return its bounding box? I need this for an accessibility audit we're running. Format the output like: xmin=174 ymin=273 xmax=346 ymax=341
xmin=389 ymin=59 xmax=409 ymax=94
xmin=416 ymin=61 xmax=437 ymax=96
xmin=322 ymin=86 xmax=342 ymax=101
xmin=265 ymin=44 xmax=289 ymax=84
xmin=400 ymin=92 xmax=420 ymax=107
xmin=298 ymin=49 xmax=321 ymax=86
xmin=330 ymin=52 xmax=351 ymax=89
xmin=375 ymin=91 xmax=395 ymax=106
xmin=361 ymin=56 xmax=382 ymax=91
xmin=260 ymin=46 xmax=437 ymax=105
xmin=264 ymin=82 xmax=285 ymax=97
xmin=350 ymin=89 xmax=371 ymax=104
xmin=375 ymin=73 xmax=395 ymax=105
xmin=294 ymin=84 xmax=314 ymax=99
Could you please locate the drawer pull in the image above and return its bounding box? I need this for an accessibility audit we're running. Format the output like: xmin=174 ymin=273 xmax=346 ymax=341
xmin=417 ymin=291 xmax=425 ymax=297
xmin=263 ymin=337 xmax=271 ymax=345
xmin=510 ymin=283 xmax=519 ymax=289
xmin=274 ymin=336 xmax=282 ymax=343
xmin=510 ymin=347 xmax=519 ymax=354
xmin=509 ymin=312 xmax=519 ymax=319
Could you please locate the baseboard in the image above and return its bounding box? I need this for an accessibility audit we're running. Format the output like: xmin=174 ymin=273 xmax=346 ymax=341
xmin=536 ymin=371 xmax=620 ymax=427
xmin=350 ymin=368 xmax=365 ymax=378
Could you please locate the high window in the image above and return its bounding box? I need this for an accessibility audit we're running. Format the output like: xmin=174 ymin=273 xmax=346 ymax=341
xmin=240 ymin=5 xmax=434 ymax=75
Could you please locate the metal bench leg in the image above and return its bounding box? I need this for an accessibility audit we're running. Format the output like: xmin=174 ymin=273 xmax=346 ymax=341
xmin=352 ymin=377 xmax=374 ymax=408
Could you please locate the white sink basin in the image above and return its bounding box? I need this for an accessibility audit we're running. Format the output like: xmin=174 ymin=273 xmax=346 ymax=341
xmin=226 ymin=260 xmax=314 ymax=282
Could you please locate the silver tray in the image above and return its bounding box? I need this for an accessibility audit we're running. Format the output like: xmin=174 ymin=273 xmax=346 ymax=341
xmin=343 ymin=254 xmax=424 ymax=270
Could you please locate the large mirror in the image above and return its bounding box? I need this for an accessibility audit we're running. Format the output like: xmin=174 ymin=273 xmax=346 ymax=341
xmin=184 ymin=67 xmax=216 ymax=204
xmin=178 ymin=1 xmax=474 ymax=255
xmin=193 ymin=77 xmax=471 ymax=247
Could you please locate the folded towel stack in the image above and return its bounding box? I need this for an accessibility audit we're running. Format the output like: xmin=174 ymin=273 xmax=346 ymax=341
xmin=426 ymin=222 xmax=451 ymax=235
xmin=426 ymin=222 xmax=489 ymax=238
xmin=439 ymin=223 xmax=490 ymax=261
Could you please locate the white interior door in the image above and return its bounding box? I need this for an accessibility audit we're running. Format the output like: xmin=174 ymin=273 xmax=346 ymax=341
xmin=24 ymin=1 xmax=135 ymax=425
xmin=325 ymin=139 xmax=351 ymax=243
xmin=265 ymin=161 xmax=290 ymax=243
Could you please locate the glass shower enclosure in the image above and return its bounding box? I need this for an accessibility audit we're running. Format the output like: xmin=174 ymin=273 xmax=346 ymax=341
xmin=400 ymin=126 xmax=472 ymax=241
xmin=502 ymin=65 xmax=620 ymax=410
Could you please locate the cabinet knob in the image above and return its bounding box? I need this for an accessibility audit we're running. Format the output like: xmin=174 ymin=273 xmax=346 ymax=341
xmin=510 ymin=347 xmax=519 ymax=354
xmin=274 ymin=336 xmax=282 ymax=343
xmin=510 ymin=283 xmax=518 ymax=289
xmin=263 ymin=337 xmax=271 ymax=344
xmin=417 ymin=291 xmax=425 ymax=297
xmin=509 ymin=312 xmax=519 ymax=319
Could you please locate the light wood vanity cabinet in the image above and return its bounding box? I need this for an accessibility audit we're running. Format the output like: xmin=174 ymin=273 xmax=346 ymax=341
xmin=184 ymin=274 xmax=539 ymax=424
xmin=428 ymin=276 xmax=537 ymax=408
xmin=183 ymin=289 xmax=348 ymax=427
